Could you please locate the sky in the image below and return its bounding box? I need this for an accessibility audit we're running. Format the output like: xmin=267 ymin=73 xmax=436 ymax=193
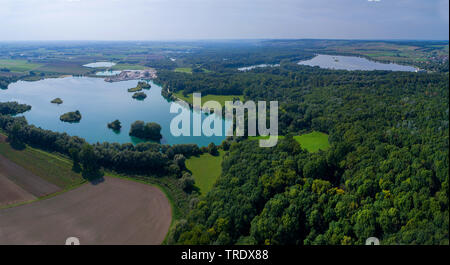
xmin=0 ymin=0 xmax=448 ymax=41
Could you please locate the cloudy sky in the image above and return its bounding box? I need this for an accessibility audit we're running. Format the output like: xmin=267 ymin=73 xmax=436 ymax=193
xmin=0 ymin=0 xmax=448 ymax=40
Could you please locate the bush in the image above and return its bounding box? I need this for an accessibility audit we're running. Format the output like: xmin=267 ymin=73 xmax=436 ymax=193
xmin=179 ymin=172 xmax=195 ymax=191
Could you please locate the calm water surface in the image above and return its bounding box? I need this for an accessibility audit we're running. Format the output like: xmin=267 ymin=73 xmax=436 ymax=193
xmin=83 ymin=62 xmax=116 ymax=68
xmin=238 ymin=64 xmax=280 ymax=71
xmin=95 ymin=70 xmax=122 ymax=76
xmin=0 ymin=77 xmax=228 ymax=146
xmin=298 ymin=54 xmax=418 ymax=71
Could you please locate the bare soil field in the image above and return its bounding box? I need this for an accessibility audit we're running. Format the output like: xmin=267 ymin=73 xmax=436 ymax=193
xmin=0 ymin=176 xmax=172 ymax=245
xmin=0 ymin=154 xmax=61 ymax=198
xmin=0 ymin=174 xmax=35 ymax=207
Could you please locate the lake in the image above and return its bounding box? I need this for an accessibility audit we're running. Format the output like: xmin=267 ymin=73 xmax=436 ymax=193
xmin=238 ymin=64 xmax=280 ymax=71
xmin=95 ymin=70 xmax=122 ymax=76
xmin=298 ymin=54 xmax=418 ymax=72
xmin=83 ymin=62 xmax=116 ymax=68
xmin=0 ymin=77 xmax=228 ymax=146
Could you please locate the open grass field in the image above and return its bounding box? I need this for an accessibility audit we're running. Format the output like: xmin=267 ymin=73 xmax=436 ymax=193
xmin=174 ymin=91 xmax=244 ymax=107
xmin=35 ymin=61 xmax=91 ymax=75
xmin=0 ymin=59 xmax=42 ymax=72
xmin=0 ymin=176 xmax=172 ymax=244
xmin=249 ymin=131 xmax=330 ymax=153
xmin=174 ymin=67 xmax=193 ymax=74
xmin=185 ymin=150 xmax=224 ymax=194
xmin=293 ymin=131 xmax=330 ymax=153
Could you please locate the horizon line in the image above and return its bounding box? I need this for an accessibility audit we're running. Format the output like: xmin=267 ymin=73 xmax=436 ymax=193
xmin=0 ymin=38 xmax=448 ymax=42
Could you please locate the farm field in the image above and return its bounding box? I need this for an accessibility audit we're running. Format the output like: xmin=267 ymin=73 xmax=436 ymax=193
xmin=0 ymin=134 xmax=84 ymax=189
xmin=185 ymin=150 xmax=224 ymax=194
xmin=0 ymin=59 xmax=42 ymax=73
xmin=0 ymin=134 xmax=84 ymax=207
xmin=0 ymin=173 xmax=36 ymax=207
xmin=0 ymin=176 xmax=172 ymax=244
xmin=36 ymin=61 xmax=91 ymax=75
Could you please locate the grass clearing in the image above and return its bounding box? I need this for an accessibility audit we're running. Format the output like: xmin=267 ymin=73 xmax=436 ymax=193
xmin=0 ymin=139 xmax=84 ymax=189
xmin=185 ymin=150 xmax=224 ymax=194
xmin=0 ymin=59 xmax=42 ymax=72
xmin=249 ymin=131 xmax=330 ymax=153
xmin=174 ymin=67 xmax=193 ymax=74
xmin=173 ymin=91 xmax=244 ymax=107
xmin=294 ymin=131 xmax=330 ymax=153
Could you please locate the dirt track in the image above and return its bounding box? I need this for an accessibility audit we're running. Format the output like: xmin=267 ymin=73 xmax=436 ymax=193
xmin=0 ymin=176 xmax=172 ymax=245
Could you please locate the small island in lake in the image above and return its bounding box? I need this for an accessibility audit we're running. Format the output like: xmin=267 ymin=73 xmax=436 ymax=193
xmin=129 ymin=120 xmax=162 ymax=142
xmin=128 ymin=86 xmax=142 ymax=92
xmin=127 ymin=81 xmax=151 ymax=92
xmin=138 ymin=81 xmax=151 ymax=89
xmin=132 ymin=92 xmax=147 ymax=100
xmin=51 ymin=98 xmax=63 ymax=105
xmin=60 ymin=110 xmax=82 ymax=123
xmin=107 ymin=119 xmax=122 ymax=131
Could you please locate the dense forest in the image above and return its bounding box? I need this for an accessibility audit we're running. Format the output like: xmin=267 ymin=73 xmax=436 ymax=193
xmin=164 ymin=64 xmax=449 ymax=245
xmin=0 ymin=76 xmax=21 ymax=89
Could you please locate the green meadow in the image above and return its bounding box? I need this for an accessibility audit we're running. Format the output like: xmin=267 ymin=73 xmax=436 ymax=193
xmin=185 ymin=150 xmax=224 ymax=194
xmin=250 ymin=131 xmax=330 ymax=153
xmin=293 ymin=131 xmax=330 ymax=153
xmin=174 ymin=67 xmax=193 ymax=74
xmin=173 ymin=91 xmax=244 ymax=107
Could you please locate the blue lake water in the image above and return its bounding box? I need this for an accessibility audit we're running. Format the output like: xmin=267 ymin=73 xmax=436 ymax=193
xmin=95 ymin=70 xmax=122 ymax=76
xmin=298 ymin=54 xmax=418 ymax=72
xmin=238 ymin=64 xmax=280 ymax=71
xmin=0 ymin=77 xmax=228 ymax=146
